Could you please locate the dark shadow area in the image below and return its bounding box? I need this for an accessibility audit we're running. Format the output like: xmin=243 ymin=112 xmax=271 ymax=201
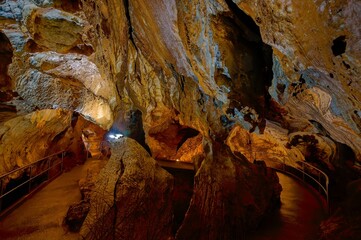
xmin=0 ymin=32 xmax=13 ymax=90
xmin=212 ymin=0 xmax=273 ymax=133
xmin=176 ymin=128 xmax=199 ymax=150
xmin=149 ymin=120 xmax=200 ymax=159
xmin=162 ymin=167 xmax=194 ymax=235
xmin=331 ymin=36 xmax=346 ymax=56
xmin=110 ymin=109 xmax=151 ymax=154
xmin=54 ymin=0 xmax=81 ymax=12
xmin=247 ymin=173 xmax=327 ymax=240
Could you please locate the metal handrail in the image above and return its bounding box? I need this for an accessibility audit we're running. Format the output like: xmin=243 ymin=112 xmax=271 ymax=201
xmin=252 ymin=151 xmax=329 ymax=213
xmin=0 ymin=151 xmax=66 ymax=213
xmin=0 ymin=151 xmax=65 ymax=178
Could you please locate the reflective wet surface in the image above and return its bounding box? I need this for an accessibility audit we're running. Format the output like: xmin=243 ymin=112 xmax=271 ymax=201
xmin=248 ymin=173 xmax=327 ymax=240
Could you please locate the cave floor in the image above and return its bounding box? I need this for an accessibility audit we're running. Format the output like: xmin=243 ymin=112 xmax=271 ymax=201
xmin=0 ymin=158 xmax=104 ymax=240
xmin=0 ymin=162 xmax=327 ymax=240
xmin=248 ymin=172 xmax=327 ymax=240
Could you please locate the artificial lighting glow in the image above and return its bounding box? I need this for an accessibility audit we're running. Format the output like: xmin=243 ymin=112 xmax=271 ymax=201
xmin=108 ymin=133 xmax=124 ymax=139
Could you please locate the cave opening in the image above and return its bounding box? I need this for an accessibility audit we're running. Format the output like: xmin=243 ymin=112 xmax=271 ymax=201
xmin=108 ymin=109 xmax=151 ymax=154
xmin=215 ymin=0 xmax=273 ymax=131
xmin=331 ymin=35 xmax=346 ymax=56
xmin=148 ymin=120 xmax=200 ymax=161
xmin=0 ymin=32 xmax=13 ymax=91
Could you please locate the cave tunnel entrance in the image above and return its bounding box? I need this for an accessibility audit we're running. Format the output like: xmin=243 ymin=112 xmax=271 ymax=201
xmin=107 ymin=109 xmax=151 ymax=154
xmin=218 ymin=0 xmax=273 ymax=130
xmin=147 ymin=121 xmax=201 ymax=233
xmin=148 ymin=120 xmax=201 ymax=161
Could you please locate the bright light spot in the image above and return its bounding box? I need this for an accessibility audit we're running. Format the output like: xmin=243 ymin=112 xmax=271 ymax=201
xmin=176 ymin=159 xmax=179 ymax=162
xmin=108 ymin=133 xmax=124 ymax=140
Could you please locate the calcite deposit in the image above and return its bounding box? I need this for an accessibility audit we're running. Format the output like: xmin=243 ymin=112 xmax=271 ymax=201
xmin=0 ymin=0 xmax=361 ymax=238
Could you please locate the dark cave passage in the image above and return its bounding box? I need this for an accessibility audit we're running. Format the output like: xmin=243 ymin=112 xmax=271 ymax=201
xmin=212 ymin=0 xmax=273 ymax=132
xmin=162 ymin=167 xmax=194 ymax=235
xmin=0 ymin=32 xmax=13 ymax=90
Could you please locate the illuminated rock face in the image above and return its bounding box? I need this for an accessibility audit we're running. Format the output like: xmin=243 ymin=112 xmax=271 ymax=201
xmin=3 ymin=0 xmax=360 ymax=167
xmin=1 ymin=0 xmax=117 ymax=129
xmin=12 ymin=51 xmax=116 ymax=129
xmin=80 ymin=138 xmax=174 ymax=240
xmin=80 ymin=0 xmax=361 ymax=168
xmin=0 ymin=109 xmax=72 ymax=176
xmin=0 ymin=0 xmax=361 ymax=238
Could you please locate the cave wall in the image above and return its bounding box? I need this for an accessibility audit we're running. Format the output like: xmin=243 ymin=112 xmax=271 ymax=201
xmin=0 ymin=0 xmax=361 ymax=238
xmin=77 ymin=0 xmax=361 ymax=169
xmin=2 ymin=0 xmax=360 ymax=167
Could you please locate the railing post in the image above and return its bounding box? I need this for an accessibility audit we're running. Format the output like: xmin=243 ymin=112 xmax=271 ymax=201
xmin=325 ymin=178 xmax=331 ymax=215
xmin=0 ymin=178 xmax=3 ymax=211
xmin=47 ymin=157 xmax=51 ymax=180
xmin=302 ymin=163 xmax=305 ymax=182
xmin=318 ymin=172 xmax=321 ymax=192
xmin=29 ymin=165 xmax=32 ymax=193
xmin=61 ymin=152 xmax=64 ymax=172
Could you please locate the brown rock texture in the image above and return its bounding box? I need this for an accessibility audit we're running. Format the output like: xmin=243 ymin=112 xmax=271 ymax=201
xmin=320 ymin=179 xmax=361 ymax=240
xmin=25 ymin=7 xmax=85 ymax=53
xmin=0 ymin=109 xmax=72 ymax=176
xmin=80 ymin=137 xmax=174 ymax=240
xmin=0 ymin=0 xmax=361 ymax=238
xmin=234 ymin=0 xmax=361 ymax=157
xmin=176 ymin=141 xmax=281 ymax=240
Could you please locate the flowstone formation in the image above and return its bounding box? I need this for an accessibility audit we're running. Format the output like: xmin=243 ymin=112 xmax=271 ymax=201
xmin=0 ymin=0 xmax=361 ymax=238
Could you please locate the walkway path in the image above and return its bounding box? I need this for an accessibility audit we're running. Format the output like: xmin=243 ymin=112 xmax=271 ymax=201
xmin=0 ymin=161 xmax=326 ymax=240
xmin=248 ymin=172 xmax=327 ymax=240
xmin=0 ymin=159 xmax=105 ymax=240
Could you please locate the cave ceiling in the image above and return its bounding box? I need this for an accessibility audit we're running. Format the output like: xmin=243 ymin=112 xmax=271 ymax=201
xmin=0 ymin=0 xmax=360 ymax=173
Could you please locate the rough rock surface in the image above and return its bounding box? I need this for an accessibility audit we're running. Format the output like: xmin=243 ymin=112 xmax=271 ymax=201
xmin=80 ymin=137 xmax=174 ymax=240
xmin=25 ymin=7 xmax=85 ymax=53
xmin=176 ymin=141 xmax=282 ymax=240
xmin=0 ymin=109 xmax=72 ymax=176
xmin=0 ymin=0 xmax=361 ymax=238
xmin=320 ymin=179 xmax=361 ymax=240
xmin=1 ymin=0 xmax=118 ymax=129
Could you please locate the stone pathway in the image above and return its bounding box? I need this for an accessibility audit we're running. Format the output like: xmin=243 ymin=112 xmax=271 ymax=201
xmin=0 ymin=159 xmax=105 ymax=240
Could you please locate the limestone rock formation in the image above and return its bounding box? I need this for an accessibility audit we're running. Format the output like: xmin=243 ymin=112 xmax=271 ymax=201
xmin=80 ymin=137 xmax=174 ymax=240
xmin=0 ymin=0 xmax=361 ymax=238
xmin=10 ymin=51 xmax=116 ymax=129
xmin=176 ymin=141 xmax=281 ymax=240
xmin=234 ymin=0 xmax=361 ymax=157
xmin=25 ymin=7 xmax=85 ymax=53
xmin=0 ymin=109 xmax=72 ymax=176
xmin=1 ymin=0 xmax=118 ymax=130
